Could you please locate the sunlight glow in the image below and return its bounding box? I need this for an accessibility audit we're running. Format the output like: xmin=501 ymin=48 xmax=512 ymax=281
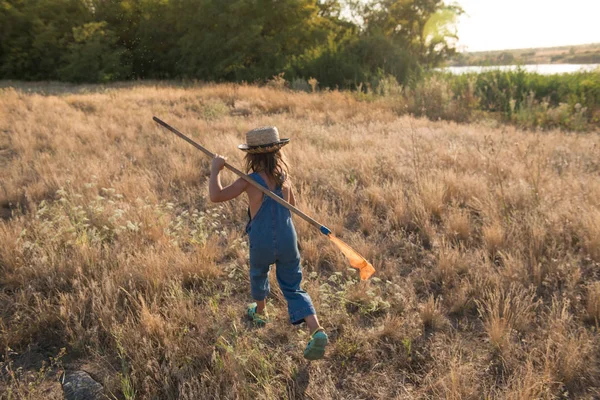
xmin=455 ymin=0 xmax=600 ymax=51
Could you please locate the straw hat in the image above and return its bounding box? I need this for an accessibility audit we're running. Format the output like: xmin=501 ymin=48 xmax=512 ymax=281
xmin=238 ymin=126 xmax=289 ymax=154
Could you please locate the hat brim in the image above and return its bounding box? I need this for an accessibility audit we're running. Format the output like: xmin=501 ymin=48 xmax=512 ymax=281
xmin=238 ymin=139 xmax=290 ymax=154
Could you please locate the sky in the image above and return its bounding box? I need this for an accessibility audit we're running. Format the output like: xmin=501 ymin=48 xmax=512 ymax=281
xmin=455 ymin=0 xmax=600 ymax=52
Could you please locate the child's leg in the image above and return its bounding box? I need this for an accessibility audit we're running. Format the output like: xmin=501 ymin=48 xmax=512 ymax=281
xmin=276 ymin=255 xmax=328 ymax=360
xmin=255 ymin=299 xmax=266 ymax=314
xmin=249 ymin=263 xmax=271 ymax=306
xmin=274 ymin=255 xmax=317 ymax=326
xmin=304 ymin=314 xmax=321 ymax=333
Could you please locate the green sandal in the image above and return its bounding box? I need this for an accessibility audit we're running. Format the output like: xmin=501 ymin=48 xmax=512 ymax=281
xmin=303 ymin=328 xmax=328 ymax=360
xmin=247 ymin=303 xmax=268 ymax=327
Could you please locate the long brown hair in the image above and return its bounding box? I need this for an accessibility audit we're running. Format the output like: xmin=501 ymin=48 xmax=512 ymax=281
xmin=245 ymin=150 xmax=289 ymax=186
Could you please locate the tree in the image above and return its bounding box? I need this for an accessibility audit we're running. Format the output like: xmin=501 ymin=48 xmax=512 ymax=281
xmin=362 ymin=0 xmax=463 ymax=69
xmin=175 ymin=0 xmax=337 ymax=82
xmin=0 ymin=0 xmax=464 ymax=85
xmin=0 ymin=0 xmax=89 ymax=79
xmin=90 ymin=0 xmax=174 ymax=79
xmin=59 ymin=22 xmax=131 ymax=82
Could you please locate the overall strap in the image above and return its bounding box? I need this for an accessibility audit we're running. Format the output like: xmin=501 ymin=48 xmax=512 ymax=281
xmin=249 ymin=172 xmax=269 ymax=190
xmin=250 ymin=172 xmax=283 ymax=197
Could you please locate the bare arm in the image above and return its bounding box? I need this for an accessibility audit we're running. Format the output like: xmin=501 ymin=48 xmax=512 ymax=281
xmin=209 ymin=155 xmax=248 ymax=202
xmin=289 ymin=186 xmax=296 ymax=206
xmin=283 ymin=178 xmax=296 ymax=206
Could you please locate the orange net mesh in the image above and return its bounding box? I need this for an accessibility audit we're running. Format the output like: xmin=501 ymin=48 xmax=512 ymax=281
xmin=328 ymin=235 xmax=375 ymax=280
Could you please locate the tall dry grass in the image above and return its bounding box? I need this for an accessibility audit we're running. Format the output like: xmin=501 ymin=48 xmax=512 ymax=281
xmin=1 ymin=81 xmax=599 ymax=399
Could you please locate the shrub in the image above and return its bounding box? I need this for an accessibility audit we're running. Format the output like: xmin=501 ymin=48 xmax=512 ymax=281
xmin=58 ymin=22 xmax=131 ymax=83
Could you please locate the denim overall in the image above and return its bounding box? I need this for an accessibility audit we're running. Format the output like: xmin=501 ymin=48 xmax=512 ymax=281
xmin=245 ymin=172 xmax=316 ymax=325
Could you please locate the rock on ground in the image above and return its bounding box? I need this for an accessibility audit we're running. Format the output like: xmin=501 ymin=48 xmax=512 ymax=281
xmin=61 ymin=370 xmax=104 ymax=400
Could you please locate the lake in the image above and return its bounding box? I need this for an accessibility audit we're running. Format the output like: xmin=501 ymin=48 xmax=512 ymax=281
xmin=442 ymin=64 xmax=600 ymax=75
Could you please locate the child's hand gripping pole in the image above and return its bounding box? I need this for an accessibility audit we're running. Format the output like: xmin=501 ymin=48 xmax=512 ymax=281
xmin=153 ymin=117 xmax=376 ymax=280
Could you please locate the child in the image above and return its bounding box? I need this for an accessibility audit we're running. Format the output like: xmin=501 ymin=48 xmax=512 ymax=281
xmin=208 ymin=126 xmax=328 ymax=360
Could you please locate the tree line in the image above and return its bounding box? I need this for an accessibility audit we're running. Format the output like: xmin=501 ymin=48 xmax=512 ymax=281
xmin=0 ymin=0 xmax=462 ymax=86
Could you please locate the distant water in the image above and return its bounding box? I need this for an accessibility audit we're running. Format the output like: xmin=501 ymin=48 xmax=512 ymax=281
xmin=441 ymin=64 xmax=600 ymax=75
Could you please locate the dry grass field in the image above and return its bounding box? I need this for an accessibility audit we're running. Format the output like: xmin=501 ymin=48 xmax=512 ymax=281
xmin=1 ymin=82 xmax=600 ymax=399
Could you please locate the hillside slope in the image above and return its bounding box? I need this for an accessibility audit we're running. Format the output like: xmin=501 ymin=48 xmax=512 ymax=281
xmin=451 ymin=43 xmax=600 ymax=66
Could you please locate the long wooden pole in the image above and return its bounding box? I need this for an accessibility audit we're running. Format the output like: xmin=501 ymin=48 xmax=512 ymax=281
xmin=152 ymin=117 xmax=331 ymax=235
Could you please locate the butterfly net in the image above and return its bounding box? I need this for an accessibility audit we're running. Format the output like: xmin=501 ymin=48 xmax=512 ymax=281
xmin=327 ymin=235 xmax=375 ymax=280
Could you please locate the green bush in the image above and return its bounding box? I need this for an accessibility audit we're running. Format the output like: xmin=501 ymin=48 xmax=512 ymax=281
xmin=0 ymin=0 xmax=89 ymax=80
xmin=58 ymin=22 xmax=131 ymax=83
xmin=430 ymin=69 xmax=600 ymax=130
xmin=407 ymin=75 xmax=477 ymax=123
